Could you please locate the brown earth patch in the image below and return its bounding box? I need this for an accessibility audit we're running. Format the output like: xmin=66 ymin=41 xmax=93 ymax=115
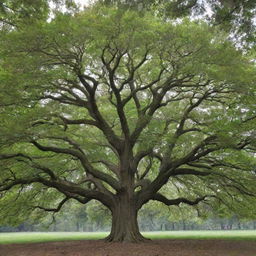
xmin=0 ymin=239 xmax=256 ymax=256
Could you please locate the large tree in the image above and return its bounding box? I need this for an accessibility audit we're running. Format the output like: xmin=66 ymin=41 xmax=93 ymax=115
xmin=0 ymin=7 xmax=256 ymax=242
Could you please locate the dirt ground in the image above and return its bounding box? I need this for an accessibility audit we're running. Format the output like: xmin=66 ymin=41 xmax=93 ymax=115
xmin=0 ymin=239 xmax=256 ymax=256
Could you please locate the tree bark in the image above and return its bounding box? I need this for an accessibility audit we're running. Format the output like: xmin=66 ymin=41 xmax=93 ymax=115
xmin=105 ymin=194 xmax=147 ymax=242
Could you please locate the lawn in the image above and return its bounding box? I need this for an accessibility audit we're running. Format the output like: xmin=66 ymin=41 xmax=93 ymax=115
xmin=0 ymin=230 xmax=256 ymax=244
xmin=144 ymin=230 xmax=256 ymax=241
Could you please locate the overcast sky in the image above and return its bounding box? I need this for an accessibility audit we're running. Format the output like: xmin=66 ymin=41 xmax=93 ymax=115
xmin=74 ymin=0 xmax=93 ymax=8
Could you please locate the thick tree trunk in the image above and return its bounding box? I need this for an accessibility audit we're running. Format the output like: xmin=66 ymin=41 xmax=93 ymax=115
xmin=105 ymin=195 xmax=147 ymax=242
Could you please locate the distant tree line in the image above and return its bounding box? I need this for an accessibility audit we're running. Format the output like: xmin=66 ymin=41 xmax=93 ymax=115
xmin=1 ymin=201 xmax=255 ymax=232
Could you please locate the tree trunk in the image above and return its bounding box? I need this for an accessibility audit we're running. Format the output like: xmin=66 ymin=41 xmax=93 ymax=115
xmin=182 ymin=220 xmax=186 ymax=230
xmin=237 ymin=221 xmax=241 ymax=230
xmin=105 ymin=195 xmax=147 ymax=242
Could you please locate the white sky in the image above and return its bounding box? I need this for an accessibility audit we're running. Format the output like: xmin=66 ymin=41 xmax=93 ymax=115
xmin=74 ymin=0 xmax=93 ymax=8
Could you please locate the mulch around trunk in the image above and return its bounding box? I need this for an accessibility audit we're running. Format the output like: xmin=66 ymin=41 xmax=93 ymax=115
xmin=0 ymin=239 xmax=256 ymax=256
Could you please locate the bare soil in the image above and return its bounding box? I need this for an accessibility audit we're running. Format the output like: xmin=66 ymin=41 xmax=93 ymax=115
xmin=0 ymin=239 xmax=256 ymax=256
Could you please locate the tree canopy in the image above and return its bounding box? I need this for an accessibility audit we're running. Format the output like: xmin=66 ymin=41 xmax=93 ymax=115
xmin=0 ymin=6 xmax=256 ymax=242
xmin=100 ymin=0 xmax=256 ymax=44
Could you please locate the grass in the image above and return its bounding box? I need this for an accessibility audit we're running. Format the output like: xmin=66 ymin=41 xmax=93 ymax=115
xmin=0 ymin=232 xmax=107 ymax=244
xmin=0 ymin=230 xmax=256 ymax=244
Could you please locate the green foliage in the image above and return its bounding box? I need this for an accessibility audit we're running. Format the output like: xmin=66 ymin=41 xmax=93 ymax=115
xmin=97 ymin=0 xmax=256 ymax=43
xmin=0 ymin=0 xmax=49 ymax=28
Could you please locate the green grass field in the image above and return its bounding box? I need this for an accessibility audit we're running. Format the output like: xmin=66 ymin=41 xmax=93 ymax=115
xmin=0 ymin=230 xmax=256 ymax=244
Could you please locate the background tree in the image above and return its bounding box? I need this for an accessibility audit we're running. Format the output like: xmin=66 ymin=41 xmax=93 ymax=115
xmin=0 ymin=7 xmax=256 ymax=242
xmin=1 ymin=199 xmax=255 ymax=232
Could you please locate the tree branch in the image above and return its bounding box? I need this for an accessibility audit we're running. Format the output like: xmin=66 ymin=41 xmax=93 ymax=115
xmin=171 ymin=168 xmax=212 ymax=176
xmin=31 ymin=140 xmax=121 ymax=191
xmin=151 ymin=193 xmax=214 ymax=206
xmin=34 ymin=197 xmax=70 ymax=212
xmin=58 ymin=115 xmax=99 ymax=129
